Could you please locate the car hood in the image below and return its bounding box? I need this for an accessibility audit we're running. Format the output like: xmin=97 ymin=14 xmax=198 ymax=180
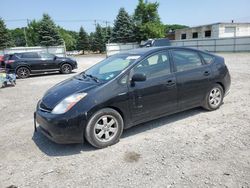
xmin=41 ymin=76 xmax=98 ymax=110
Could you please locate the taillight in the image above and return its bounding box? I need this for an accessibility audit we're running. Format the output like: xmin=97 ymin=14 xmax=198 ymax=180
xmin=5 ymin=60 xmax=15 ymax=64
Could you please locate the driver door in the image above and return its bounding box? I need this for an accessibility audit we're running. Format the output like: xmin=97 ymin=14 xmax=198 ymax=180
xmin=128 ymin=51 xmax=178 ymax=123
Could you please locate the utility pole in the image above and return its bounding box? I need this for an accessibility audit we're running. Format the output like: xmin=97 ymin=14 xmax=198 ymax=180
xmin=23 ymin=19 xmax=30 ymax=47
xmin=23 ymin=27 xmax=28 ymax=47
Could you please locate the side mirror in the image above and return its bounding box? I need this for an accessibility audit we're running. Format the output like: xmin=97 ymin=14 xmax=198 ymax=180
xmin=53 ymin=56 xmax=57 ymax=60
xmin=132 ymin=73 xmax=146 ymax=82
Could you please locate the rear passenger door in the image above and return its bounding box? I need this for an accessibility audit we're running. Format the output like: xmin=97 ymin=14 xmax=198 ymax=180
xmin=20 ymin=52 xmax=42 ymax=71
xmin=170 ymin=49 xmax=212 ymax=110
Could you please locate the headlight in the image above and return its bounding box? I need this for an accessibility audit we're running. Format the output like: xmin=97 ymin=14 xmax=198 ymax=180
xmin=52 ymin=93 xmax=87 ymax=114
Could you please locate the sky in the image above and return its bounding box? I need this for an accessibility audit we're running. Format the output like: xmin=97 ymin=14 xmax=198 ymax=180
xmin=1 ymin=0 xmax=250 ymax=33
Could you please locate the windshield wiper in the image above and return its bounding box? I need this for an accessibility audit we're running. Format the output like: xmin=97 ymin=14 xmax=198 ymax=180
xmin=86 ymin=74 xmax=100 ymax=83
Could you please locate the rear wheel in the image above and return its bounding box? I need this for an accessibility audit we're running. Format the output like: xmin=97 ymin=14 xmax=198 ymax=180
xmin=60 ymin=63 xmax=72 ymax=74
xmin=85 ymin=108 xmax=124 ymax=148
xmin=203 ymin=84 xmax=224 ymax=111
xmin=16 ymin=67 xmax=30 ymax=79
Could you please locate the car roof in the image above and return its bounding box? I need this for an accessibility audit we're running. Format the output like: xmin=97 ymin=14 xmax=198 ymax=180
xmin=118 ymin=46 xmax=214 ymax=56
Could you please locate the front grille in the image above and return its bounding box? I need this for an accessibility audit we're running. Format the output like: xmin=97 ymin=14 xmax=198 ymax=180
xmin=39 ymin=101 xmax=52 ymax=112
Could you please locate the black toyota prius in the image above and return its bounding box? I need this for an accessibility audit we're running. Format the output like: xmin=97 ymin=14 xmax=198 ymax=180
xmin=34 ymin=47 xmax=231 ymax=148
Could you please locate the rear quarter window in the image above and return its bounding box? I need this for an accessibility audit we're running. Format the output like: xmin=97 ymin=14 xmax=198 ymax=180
xmin=172 ymin=50 xmax=202 ymax=72
xmin=200 ymin=53 xmax=214 ymax=64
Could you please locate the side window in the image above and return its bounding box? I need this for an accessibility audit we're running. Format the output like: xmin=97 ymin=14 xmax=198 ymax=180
xmin=39 ymin=53 xmax=55 ymax=59
xmin=133 ymin=51 xmax=171 ymax=79
xmin=172 ymin=50 xmax=202 ymax=72
xmin=200 ymin=53 xmax=214 ymax=64
xmin=21 ymin=52 xmax=39 ymax=58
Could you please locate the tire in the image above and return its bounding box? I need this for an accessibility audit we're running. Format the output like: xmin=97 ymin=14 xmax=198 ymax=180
xmin=203 ymin=84 xmax=224 ymax=111
xmin=60 ymin=63 xmax=72 ymax=74
xmin=85 ymin=108 xmax=124 ymax=148
xmin=16 ymin=67 xmax=30 ymax=79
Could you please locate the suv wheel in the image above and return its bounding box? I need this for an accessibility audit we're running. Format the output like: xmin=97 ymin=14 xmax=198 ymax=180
xmin=60 ymin=64 xmax=72 ymax=74
xmin=85 ymin=108 xmax=124 ymax=148
xmin=203 ymin=84 xmax=224 ymax=111
xmin=17 ymin=67 xmax=30 ymax=79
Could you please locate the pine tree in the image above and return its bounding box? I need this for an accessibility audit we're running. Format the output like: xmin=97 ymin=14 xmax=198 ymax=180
xmin=76 ymin=26 xmax=89 ymax=54
xmin=38 ymin=14 xmax=63 ymax=46
xmin=111 ymin=8 xmax=135 ymax=43
xmin=94 ymin=24 xmax=105 ymax=53
xmin=0 ymin=18 xmax=13 ymax=49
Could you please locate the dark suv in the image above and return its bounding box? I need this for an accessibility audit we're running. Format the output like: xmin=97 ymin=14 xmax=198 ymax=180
xmin=2 ymin=52 xmax=77 ymax=78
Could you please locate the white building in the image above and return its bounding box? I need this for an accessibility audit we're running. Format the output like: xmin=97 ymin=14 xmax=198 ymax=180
xmin=175 ymin=22 xmax=250 ymax=40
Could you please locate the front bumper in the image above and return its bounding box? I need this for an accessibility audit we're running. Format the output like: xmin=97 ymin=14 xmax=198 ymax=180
xmin=34 ymin=109 xmax=86 ymax=144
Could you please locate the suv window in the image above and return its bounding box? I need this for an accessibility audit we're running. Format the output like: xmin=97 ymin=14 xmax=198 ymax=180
xmin=133 ymin=51 xmax=170 ymax=79
xmin=39 ymin=53 xmax=55 ymax=59
xmin=172 ymin=50 xmax=202 ymax=72
xmin=21 ymin=52 xmax=39 ymax=58
xmin=200 ymin=53 xmax=214 ymax=64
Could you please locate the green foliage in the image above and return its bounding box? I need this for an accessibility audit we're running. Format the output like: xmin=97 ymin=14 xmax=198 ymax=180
xmin=89 ymin=32 xmax=98 ymax=52
xmin=165 ymin=24 xmax=189 ymax=33
xmin=133 ymin=0 xmax=165 ymax=41
xmin=111 ymin=8 xmax=135 ymax=43
xmin=76 ymin=26 xmax=89 ymax=53
xmin=38 ymin=14 xmax=63 ymax=46
xmin=139 ymin=22 xmax=165 ymax=40
xmin=103 ymin=26 xmax=112 ymax=43
xmin=59 ymin=27 xmax=77 ymax=51
xmin=0 ymin=18 xmax=14 ymax=49
xmin=91 ymin=24 xmax=105 ymax=53
xmin=26 ymin=20 xmax=41 ymax=46
xmin=10 ymin=28 xmax=27 ymax=47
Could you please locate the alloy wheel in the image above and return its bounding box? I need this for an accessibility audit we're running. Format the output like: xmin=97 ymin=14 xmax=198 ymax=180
xmin=94 ymin=115 xmax=118 ymax=143
xmin=209 ymin=88 xmax=222 ymax=108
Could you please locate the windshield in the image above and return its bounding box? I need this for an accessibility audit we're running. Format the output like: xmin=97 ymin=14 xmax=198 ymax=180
xmin=84 ymin=54 xmax=140 ymax=81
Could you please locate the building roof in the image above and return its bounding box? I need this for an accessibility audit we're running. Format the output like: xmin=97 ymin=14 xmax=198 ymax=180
xmin=175 ymin=22 xmax=250 ymax=31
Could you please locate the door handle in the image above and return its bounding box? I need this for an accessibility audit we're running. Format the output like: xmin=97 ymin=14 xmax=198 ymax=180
xmin=166 ymin=79 xmax=175 ymax=87
xmin=203 ymin=71 xmax=210 ymax=76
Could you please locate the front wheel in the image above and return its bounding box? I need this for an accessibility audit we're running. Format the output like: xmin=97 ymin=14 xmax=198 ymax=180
xmin=85 ymin=108 xmax=124 ymax=148
xmin=60 ymin=63 xmax=72 ymax=74
xmin=203 ymin=84 xmax=224 ymax=111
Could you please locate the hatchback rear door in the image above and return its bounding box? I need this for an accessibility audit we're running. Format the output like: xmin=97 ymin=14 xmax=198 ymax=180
xmin=170 ymin=49 xmax=212 ymax=110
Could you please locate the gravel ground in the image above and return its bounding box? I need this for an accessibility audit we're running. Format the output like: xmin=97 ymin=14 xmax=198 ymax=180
xmin=0 ymin=53 xmax=249 ymax=188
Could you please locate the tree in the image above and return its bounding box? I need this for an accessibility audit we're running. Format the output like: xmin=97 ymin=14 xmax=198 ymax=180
xmin=38 ymin=14 xmax=63 ymax=46
xmin=89 ymin=32 xmax=98 ymax=52
xmin=103 ymin=26 xmax=112 ymax=44
xmin=26 ymin=20 xmax=41 ymax=46
xmin=111 ymin=8 xmax=135 ymax=43
xmin=133 ymin=0 xmax=165 ymax=41
xmin=59 ymin=27 xmax=77 ymax=51
xmin=0 ymin=18 xmax=13 ymax=49
xmin=10 ymin=28 xmax=27 ymax=47
xmin=76 ymin=26 xmax=89 ymax=53
xmin=93 ymin=24 xmax=105 ymax=53
xmin=165 ymin=24 xmax=189 ymax=33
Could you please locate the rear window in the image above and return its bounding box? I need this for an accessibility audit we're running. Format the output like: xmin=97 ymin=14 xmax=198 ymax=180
xmin=200 ymin=53 xmax=214 ymax=64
